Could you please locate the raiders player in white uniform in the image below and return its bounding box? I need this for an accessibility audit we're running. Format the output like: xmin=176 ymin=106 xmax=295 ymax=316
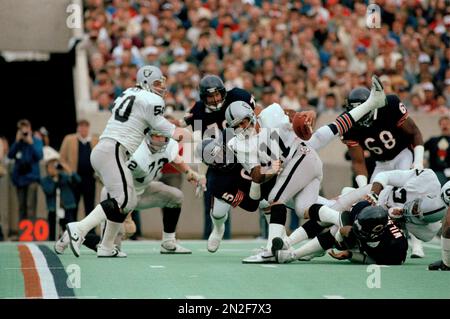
xmin=57 ymin=130 xmax=205 ymax=256
xmin=65 ymin=65 xmax=180 ymax=258
xmin=276 ymin=168 xmax=447 ymax=263
xmin=225 ymin=76 xmax=386 ymax=263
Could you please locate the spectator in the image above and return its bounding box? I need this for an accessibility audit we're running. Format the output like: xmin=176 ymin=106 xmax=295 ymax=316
xmin=7 ymin=119 xmax=43 ymax=221
xmin=41 ymin=158 xmax=81 ymax=241
xmin=59 ymin=119 xmax=99 ymax=222
xmin=424 ymin=115 xmax=450 ymax=186
xmin=0 ymin=135 xmax=8 ymax=178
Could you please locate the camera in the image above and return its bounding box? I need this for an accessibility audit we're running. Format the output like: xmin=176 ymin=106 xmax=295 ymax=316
xmin=54 ymin=162 xmax=64 ymax=170
xmin=22 ymin=131 xmax=28 ymax=136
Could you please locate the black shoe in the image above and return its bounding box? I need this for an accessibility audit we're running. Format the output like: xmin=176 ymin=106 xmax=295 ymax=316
xmin=271 ymin=237 xmax=285 ymax=261
xmin=428 ymin=260 xmax=450 ymax=271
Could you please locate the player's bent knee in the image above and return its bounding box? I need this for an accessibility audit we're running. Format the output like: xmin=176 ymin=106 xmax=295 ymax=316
xmin=100 ymin=198 xmax=127 ymax=223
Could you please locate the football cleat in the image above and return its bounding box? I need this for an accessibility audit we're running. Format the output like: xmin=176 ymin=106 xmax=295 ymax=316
xmin=367 ymin=75 xmax=387 ymax=111
xmin=270 ymin=237 xmax=288 ymax=257
xmin=275 ymin=249 xmax=297 ymax=264
xmin=298 ymin=251 xmax=326 ymax=261
xmin=54 ymin=231 xmax=69 ymax=255
xmin=242 ymin=249 xmax=276 ymax=264
xmin=410 ymin=240 xmax=425 ymax=259
xmin=428 ymin=260 xmax=450 ymax=271
xmin=207 ymin=226 xmax=225 ymax=253
xmin=97 ymin=245 xmax=127 ymax=258
xmin=160 ymin=239 xmax=192 ymax=254
xmin=66 ymin=222 xmax=85 ymax=258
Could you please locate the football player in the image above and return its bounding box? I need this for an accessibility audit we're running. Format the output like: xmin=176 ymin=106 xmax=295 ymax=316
xmin=196 ymin=136 xmax=276 ymax=252
xmin=366 ymin=168 xmax=446 ymax=244
xmin=226 ymin=75 xmax=387 ymax=263
xmin=56 ymin=129 xmax=205 ymax=256
xmin=429 ymin=180 xmax=450 ymax=271
xmin=341 ymin=86 xmax=425 ymax=257
xmin=279 ymin=168 xmax=446 ymax=262
xmin=180 ymin=75 xmax=259 ymax=241
xmin=272 ymin=202 xmax=408 ymax=265
xmin=65 ymin=65 xmax=180 ymax=258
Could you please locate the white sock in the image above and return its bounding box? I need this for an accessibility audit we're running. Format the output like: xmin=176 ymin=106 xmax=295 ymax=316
xmin=287 ymin=227 xmax=308 ymax=246
xmin=348 ymin=98 xmax=374 ymax=122
xmin=266 ymin=223 xmax=285 ymax=250
xmin=442 ymin=237 xmax=450 ymax=267
xmin=162 ymin=232 xmax=176 ymax=242
xmin=318 ymin=206 xmax=341 ymax=226
xmin=410 ymin=233 xmax=423 ymax=247
xmin=100 ymin=220 xmax=123 ymax=250
xmin=77 ymin=204 xmax=106 ymax=236
xmin=293 ymin=237 xmax=324 ymax=259
xmin=211 ymin=212 xmax=228 ymax=233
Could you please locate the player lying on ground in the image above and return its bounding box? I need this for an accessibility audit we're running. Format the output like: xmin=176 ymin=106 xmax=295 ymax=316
xmin=272 ymin=201 xmax=408 ymax=265
xmin=272 ymin=167 xmax=447 ymax=262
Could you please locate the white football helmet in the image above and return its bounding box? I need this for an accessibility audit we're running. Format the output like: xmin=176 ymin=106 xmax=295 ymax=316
xmin=441 ymin=180 xmax=450 ymax=207
xmin=403 ymin=195 xmax=447 ymax=224
xmin=145 ymin=129 xmax=169 ymax=153
xmin=136 ymin=65 xmax=167 ymax=97
xmin=225 ymin=101 xmax=256 ymax=139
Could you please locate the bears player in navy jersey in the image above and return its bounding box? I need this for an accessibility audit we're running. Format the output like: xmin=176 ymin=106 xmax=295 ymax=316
xmin=180 ymin=75 xmax=260 ymax=240
xmin=272 ymin=201 xmax=408 ymax=265
xmin=196 ymin=137 xmax=276 ymax=252
xmin=342 ymin=87 xmax=426 ymax=258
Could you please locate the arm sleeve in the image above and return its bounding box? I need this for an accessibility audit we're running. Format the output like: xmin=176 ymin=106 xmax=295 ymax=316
xmin=7 ymin=142 xmax=19 ymax=159
xmin=372 ymin=169 xmax=415 ymax=188
xmin=40 ymin=178 xmax=56 ymax=195
xmin=31 ymin=139 xmax=44 ymax=161
xmin=308 ymin=125 xmax=338 ymax=151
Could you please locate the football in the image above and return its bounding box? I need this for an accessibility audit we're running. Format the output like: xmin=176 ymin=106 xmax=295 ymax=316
xmin=292 ymin=112 xmax=313 ymax=140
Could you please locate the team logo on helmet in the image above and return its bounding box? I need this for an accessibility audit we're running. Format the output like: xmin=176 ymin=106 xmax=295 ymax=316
xmin=144 ymin=69 xmax=153 ymax=77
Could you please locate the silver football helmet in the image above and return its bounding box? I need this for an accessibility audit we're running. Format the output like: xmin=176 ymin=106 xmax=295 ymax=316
xmin=225 ymin=101 xmax=256 ymax=139
xmin=195 ymin=138 xmax=235 ymax=170
xmin=441 ymin=180 xmax=450 ymax=207
xmin=145 ymin=129 xmax=170 ymax=153
xmin=136 ymin=65 xmax=167 ymax=97
xmin=403 ymin=195 xmax=447 ymax=224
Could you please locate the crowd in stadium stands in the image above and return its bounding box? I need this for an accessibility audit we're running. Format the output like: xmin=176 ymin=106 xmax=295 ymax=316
xmin=80 ymin=0 xmax=449 ymax=115
xmin=1 ymin=0 xmax=450 ymax=241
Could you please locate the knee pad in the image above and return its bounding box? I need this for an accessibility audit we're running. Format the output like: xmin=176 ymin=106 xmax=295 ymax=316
xmin=211 ymin=199 xmax=230 ymax=220
xmin=100 ymin=198 xmax=127 ymax=223
xmin=166 ymin=188 xmax=183 ymax=208
xmin=270 ymin=204 xmax=287 ymax=225
xmin=308 ymin=204 xmax=324 ymax=221
xmin=317 ymin=231 xmax=336 ymax=250
xmin=302 ymin=220 xmax=325 ymax=238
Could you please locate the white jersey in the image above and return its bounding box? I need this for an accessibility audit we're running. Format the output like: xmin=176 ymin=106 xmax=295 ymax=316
xmin=228 ymin=123 xmax=302 ymax=173
xmin=101 ymin=87 xmax=175 ymax=154
xmin=126 ymin=139 xmax=178 ymax=195
xmin=376 ymin=169 xmax=441 ymax=210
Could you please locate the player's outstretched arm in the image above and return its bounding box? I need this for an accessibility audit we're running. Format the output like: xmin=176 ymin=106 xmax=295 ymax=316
xmin=399 ymin=117 xmax=424 ymax=169
xmin=347 ymin=145 xmax=369 ymax=187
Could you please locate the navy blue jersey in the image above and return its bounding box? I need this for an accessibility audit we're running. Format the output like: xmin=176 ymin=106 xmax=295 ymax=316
xmin=342 ymin=94 xmax=411 ymax=161
xmin=345 ymin=201 xmax=408 ymax=265
xmin=357 ymin=219 xmax=408 ymax=265
xmin=185 ymin=88 xmax=255 ymax=138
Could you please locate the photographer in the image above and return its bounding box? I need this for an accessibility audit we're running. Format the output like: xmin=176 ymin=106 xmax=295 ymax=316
xmin=7 ymin=119 xmax=43 ymax=222
xmin=41 ymin=157 xmax=81 ymax=241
